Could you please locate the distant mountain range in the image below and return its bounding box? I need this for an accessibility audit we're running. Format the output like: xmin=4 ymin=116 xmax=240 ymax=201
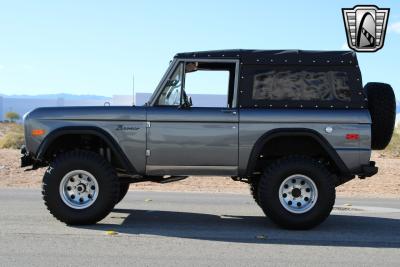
xmin=0 ymin=93 xmax=111 ymax=100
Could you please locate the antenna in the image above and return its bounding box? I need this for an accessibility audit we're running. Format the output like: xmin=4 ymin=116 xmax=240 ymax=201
xmin=132 ymin=72 xmax=135 ymax=106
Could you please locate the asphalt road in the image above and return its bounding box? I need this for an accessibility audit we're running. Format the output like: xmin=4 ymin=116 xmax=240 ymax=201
xmin=0 ymin=189 xmax=399 ymax=266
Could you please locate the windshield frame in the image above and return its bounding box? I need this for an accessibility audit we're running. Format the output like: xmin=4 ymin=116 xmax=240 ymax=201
xmin=147 ymin=58 xmax=179 ymax=106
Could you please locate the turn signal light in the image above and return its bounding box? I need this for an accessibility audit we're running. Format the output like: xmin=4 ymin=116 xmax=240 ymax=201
xmin=31 ymin=129 xmax=45 ymax=136
xmin=345 ymin=133 xmax=359 ymax=140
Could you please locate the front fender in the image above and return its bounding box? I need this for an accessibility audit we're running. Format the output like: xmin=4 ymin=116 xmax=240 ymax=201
xmin=36 ymin=126 xmax=137 ymax=174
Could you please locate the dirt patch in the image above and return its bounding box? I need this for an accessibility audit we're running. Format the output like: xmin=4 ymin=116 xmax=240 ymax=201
xmin=1 ymin=149 xmax=399 ymax=198
xmin=335 ymin=152 xmax=400 ymax=198
xmin=0 ymin=149 xmax=44 ymax=188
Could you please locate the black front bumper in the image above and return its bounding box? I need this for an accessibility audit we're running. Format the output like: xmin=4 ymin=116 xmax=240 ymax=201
xmin=20 ymin=145 xmax=34 ymax=168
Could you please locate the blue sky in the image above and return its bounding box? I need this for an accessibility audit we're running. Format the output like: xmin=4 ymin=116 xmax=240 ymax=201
xmin=0 ymin=0 xmax=399 ymax=97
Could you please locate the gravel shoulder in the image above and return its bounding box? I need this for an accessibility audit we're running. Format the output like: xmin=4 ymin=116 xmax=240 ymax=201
xmin=0 ymin=149 xmax=399 ymax=198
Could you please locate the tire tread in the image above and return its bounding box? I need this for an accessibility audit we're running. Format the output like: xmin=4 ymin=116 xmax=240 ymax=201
xmin=42 ymin=150 xmax=119 ymax=225
xmin=258 ymin=155 xmax=335 ymax=229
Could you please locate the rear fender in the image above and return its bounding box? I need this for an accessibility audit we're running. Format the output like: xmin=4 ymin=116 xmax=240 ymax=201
xmin=245 ymin=128 xmax=351 ymax=177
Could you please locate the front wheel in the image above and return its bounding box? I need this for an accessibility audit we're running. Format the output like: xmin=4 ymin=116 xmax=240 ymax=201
xmin=42 ymin=150 xmax=120 ymax=225
xmin=258 ymin=156 xmax=335 ymax=230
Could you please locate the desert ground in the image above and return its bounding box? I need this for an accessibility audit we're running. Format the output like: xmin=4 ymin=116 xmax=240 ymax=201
xmin=0 ymin=148 xmax=399 ymax=198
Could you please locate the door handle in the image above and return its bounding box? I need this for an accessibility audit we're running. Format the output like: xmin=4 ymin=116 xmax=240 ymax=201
xmin=221 ymin=110 xmax=237 ymax=115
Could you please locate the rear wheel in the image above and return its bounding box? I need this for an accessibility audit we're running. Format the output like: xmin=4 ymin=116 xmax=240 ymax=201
xmin=42 ymin=150 xmax=120 ymax=225
xmin=258 ymin=156 xmax=335 ymax=229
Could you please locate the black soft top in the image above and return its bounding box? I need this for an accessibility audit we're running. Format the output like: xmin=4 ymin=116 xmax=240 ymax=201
xmin=175 ymin=49 xmax=358 ymax=66
xmin=175 ymin=49 xmax=366 ymax=109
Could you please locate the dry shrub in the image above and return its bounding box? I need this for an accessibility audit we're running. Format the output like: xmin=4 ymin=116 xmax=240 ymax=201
xmin=0 ymin=123 xmax=24 ymax=149
xmin=382 ymin=127 xmax=400 ymax=158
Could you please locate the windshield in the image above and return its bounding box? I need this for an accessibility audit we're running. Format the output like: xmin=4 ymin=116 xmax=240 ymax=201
xmin=156 ymin=63 xmax=183 ymax=106
xmin=147 ymin=60 xmax=178 ymax=105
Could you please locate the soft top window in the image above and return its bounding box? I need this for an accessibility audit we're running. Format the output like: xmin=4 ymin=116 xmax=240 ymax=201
xmin=239 ymin=64 xmax=366 ymax=109
xmin=252 ymin=70 xmax=351 ymax=102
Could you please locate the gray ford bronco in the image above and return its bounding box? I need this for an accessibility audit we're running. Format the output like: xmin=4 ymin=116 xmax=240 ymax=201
xmin=21 ymin=50 xmax=396 ymax=229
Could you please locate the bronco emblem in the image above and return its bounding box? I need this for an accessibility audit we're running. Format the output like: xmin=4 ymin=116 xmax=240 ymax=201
xmin=115 ymin=125 xmax=140 ymax=131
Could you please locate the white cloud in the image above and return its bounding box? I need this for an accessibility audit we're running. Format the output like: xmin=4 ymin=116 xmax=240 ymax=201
xmin=0 ymin=65 xmax=4 ymax=70
xmin=389 ymin=22 xmax=400 ymax=34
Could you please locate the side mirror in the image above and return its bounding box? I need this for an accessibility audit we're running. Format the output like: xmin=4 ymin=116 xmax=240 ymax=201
xmin=179 ymin=95 xmax=192 ymax=109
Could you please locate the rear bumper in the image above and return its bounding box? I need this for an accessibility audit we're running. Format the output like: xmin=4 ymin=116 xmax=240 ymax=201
xmin=359 ymin=161 xmax=378 ymax=178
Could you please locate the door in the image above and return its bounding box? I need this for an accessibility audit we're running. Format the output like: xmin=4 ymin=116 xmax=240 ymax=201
xmin=146 ymin=60 xmax=239 ymax=176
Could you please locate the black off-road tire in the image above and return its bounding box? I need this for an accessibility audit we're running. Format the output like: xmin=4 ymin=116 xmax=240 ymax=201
xmin=42 ymin=150 xmax=120 ymax=225
xmin=365 ymin=82 xmax=396 ymax=150
xmin=116 ymin=183 xmax=130 ymax=204
xmin=258 ymin=156 xmax=335 ymax=230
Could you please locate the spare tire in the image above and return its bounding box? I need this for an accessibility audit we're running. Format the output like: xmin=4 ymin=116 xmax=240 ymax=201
xmin=364 ymin=82 xmax=396 ymax=150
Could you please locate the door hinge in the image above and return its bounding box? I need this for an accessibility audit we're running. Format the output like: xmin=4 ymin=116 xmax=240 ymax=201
xmin=146 ymin=149 xmax=151 ymax=157
xmin=146 ymin=121 xmax=151 ymax=128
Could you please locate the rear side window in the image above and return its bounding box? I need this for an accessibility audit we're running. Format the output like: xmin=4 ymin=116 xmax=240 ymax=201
xmin=252 ymin=70 xmax=351 ymax=102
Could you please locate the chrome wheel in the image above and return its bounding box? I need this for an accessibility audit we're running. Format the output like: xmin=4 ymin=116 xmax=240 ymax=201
xmin=59 ymin=170 xmax=99 ymax=209
xmin=278 ymin=174 xmax=318 ymax=214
